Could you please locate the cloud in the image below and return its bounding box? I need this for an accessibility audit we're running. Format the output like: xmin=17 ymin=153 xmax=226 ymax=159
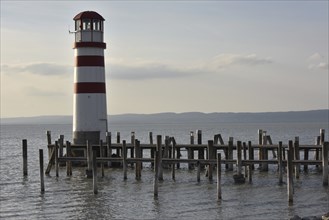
xmin=307 ymin=52 xmax=328 ymax=70
xmin=1 ymin=62 xmax=71 ymax=76
xmin=211 ymin=54 xmax=273 ymax=69
xmin=24 ymin=86 xmax=66 ymax=97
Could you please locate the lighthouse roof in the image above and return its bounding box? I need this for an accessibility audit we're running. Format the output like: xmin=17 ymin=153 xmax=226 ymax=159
xmin=73 ymin=11 xmax=105 ymax=21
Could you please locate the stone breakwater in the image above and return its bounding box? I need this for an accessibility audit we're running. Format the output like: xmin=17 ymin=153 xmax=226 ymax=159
xmin=290 ymin=212 xmax=329 ymax=220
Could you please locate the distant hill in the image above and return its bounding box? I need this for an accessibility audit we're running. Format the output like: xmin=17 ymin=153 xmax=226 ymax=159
xmin=1 ymin=109 xmax=328 ymax=125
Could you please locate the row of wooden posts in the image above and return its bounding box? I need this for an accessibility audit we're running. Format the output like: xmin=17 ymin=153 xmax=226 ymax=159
xmin=22 ymin=129 xmax=328 ymax=203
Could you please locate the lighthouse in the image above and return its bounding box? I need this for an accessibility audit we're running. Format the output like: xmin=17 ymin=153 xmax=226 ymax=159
xmin=72 ymin=11 xmax=108 ymax=145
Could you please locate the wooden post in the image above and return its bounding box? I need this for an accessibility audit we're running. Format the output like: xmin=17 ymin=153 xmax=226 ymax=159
xmin=135 ymin=139 xmax=141 ymax=180
xmin=86 ymin=140 xmax=92 ymax=178
xmin=59 ymin=135 xmax=64 ymax=158
xmin=217 ymin=153 xmax=222 ymax=200
xmin=188 ymin=131 xmax=194 ymax=170
xmin=106 ymin=132 xmax=112 ymax=167
xmin=227 ymin=137 xmax=233 ymax=171
xmin=22 ymin=139 xmax=28 ymax=176
xmin=243 ymin=142 xmax=247 ymax=160
xmin=294 ymin=137 xmax=300 ymax=179
xmin=258 ymin=129 xmax=263 ymax=170
xmin=267 ymin=135 xmax=276 ymax=158
xmin=197 ymin=161 xmax=201 ymax=182
xmin=214 ymin=134 xmax=224 ymax=145
xmin=100 ymin=140 xmax=104 ymax=177
xmin=278 ymin=141 xmax=283 ymax=184
xmin=157 ymin=135 xmax=163 ymax=181
xmin=122 ymin=140 xmax=127 ymax=180
xmin=237 ymin=141 xmax=242 ymax=175
xmin=248 ymin=141 xmax=254 ymax=170
xmin=46 ymin=131 xmax=52 ymax=163
xmin=207 ymin=140 xmax=214 ymax=180
xmin=171 ymin=137 xmax=176 ymax=180
xmin=322 ymin=141 xmax=328 ymax=186
xmin=304 ymin=145 xmax=309 ymax=172
xmin=247 ymin=164 xmax=252 ymax=183
xmin=66 ymin=141 xmax=72 ymax=176
xmin=261 ymin=132 xmax=268 ymax=171
xmin=287 ymin=140 xmax=294 ymax=204
xmin=39 ymin=149 xmax=45 ymax=193
xmin=197 ymin=130 xmax=205 ymax=169
xmin=92 ymin=149 xmax=98 ymax=194
xmin=116 ymin=132 xmax=120 ymax=144
xmin=163 ymin=136 xmax=169 ymax=169
xmin=150 ymin=132 xmax=154 ymax=168
xmin=55 ymin=141 xmax=59 ymax=177
xmin=315 ymin=136 xmax=320 ymax=169
xmin=154 ymin=148 xmax=159 ymax=197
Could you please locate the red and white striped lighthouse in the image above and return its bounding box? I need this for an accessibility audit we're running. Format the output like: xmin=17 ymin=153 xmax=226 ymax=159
xmin=72 ymin=11 xmax=108 ymax=144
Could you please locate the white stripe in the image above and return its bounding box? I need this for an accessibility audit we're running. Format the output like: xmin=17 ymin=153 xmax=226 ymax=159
xmin=75 ymin=48 xmax=104 ymax=56
xmin=74 ymin=67 xmax=106 ymax=83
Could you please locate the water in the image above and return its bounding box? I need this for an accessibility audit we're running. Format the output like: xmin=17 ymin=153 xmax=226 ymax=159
xmin=1 ymin=122 xmax=328 ymax=219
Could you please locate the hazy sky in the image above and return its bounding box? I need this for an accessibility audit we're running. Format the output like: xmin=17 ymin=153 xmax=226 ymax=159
xmin=1 ymin=1 xmax=328 ymax=117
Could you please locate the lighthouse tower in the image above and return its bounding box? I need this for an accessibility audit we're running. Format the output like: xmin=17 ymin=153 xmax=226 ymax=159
xmin=72 ymin=11 xmax=108 ymax=144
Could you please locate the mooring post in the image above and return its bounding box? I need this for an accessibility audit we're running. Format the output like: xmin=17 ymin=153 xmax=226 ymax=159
xmin=315 ymin=136 xmax=321 ymax=169
xmin=163 ymin=136 xmax=169 ymax=169
xmin=248 ymin=141 xmax=254 ymax=170
xmin=122 ymin=140 xmax=127 ymax=180
xmin=86 ymin=140 xmax=92 ymax=178
xmin=154 ymin=143 xmax=160 ymax=197
xmin=46 ymin=131 xmax=52 ymax=163
xmin=55 ymin=141 xmax=59 ymax=177
xmin=294 ymin=137 xmax=300 ymax=179
xmin=261 ymin=132 xmax=268 ymax=171
xmin=150 ymin=132 xmax=154 ymax=168
xmin=237 ymin=141 xmax=242 ymax=175
xmin=287 ymin=140 xmax=294 ymax=204
xmin=22 ymin=139 xmax=28 ymax=176
xmin=39 ymin=149 xmax=45 ymax=193
xmin=208 ymin=140 xmax=215 ymax=180
xmin=188 ymin=131 xmax=194 ymax=170
xmin=66 ymin=141 xmax=72 ymax=176
xmin=258 ymin=129 xmax=263 ymax=170
xmin=100 ymin=140 xmax=104 ymax=177
xmin=92 ymin=148 xmax=98 ymax=194
xmin=106 ymin=132 xmax=112 ymax=167
xmin=59 ymin=135 xmax=64 ymax=158
xmin=135 ymin=139 xmax=141 ymax=180
xmin=227 ymin=137 xmax=234 ymax=171
xmin=247 ymin=164 xmax=252 ymax=183
xmin=278 ymin=141 xmax=283 ymax=184
xmin=322 ymin=141 xmax=329 ymax=186
xmin=171 ymin=137 xmax=176 ymax=180
xmin=197 ymin=130 xmax=205 ymax=169
xmin=217 ymin=153 xmax=222 ymax=200
xmin=116 ymin=132 xmax=120 ymax=144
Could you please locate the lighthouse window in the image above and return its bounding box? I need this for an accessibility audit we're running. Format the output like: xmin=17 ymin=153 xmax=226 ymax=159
xmin=93 ymin=20 xmax=100 ymax=31
xmin=82 ymin=19 xmax=91 ymax=30
xmin=75 ymin=20 xmax=81 ymax=31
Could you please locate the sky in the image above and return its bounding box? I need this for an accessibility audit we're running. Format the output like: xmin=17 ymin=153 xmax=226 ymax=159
xmin=1 ymin=1 xmax=328 ymax=118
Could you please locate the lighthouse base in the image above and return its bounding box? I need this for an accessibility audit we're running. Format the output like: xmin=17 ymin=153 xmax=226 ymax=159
xmin=73 ymin=131 xmax=100 ymax=145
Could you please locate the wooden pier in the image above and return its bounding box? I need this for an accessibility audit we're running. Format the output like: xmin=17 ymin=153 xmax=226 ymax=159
xmin=24 ymin=129 xmax=329 ymax=203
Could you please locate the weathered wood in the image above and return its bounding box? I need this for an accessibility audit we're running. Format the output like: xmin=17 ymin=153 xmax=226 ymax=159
xmin=55 ymin=141 xmax=59 ymax=177
xmin=171 ymin=137 xmax=176 ymax=180
xmin=207 ymin=140 xmax=215 ymax=180
xmin=261 ymin=132 xmax=268 ymax=171
xmin=188 ymin=131 xmax=194 ymax=170
xmin=135 ymin=139 xmax=141 ymax=180
xmin=66 ymin=141 xmax=72 ymax=176
xmin=154 ymin=148 xmax=159 ymax=197
xmin=278 ymin=141 xmax=283 ymax=184
xmin=157 ymin=135 xmax=163 ymax=181
xmin=116 ymin=132 xmax=120 ymax=144
xmin=197 ymin=130 xmax=205 ymax=169
xmin=100 ymin=140 xmax=104 ymax=177
xmin=197 ymin=161 xmax=201 ymax=182
xmin=236 ymin=141 xmax=242 ymax=175
xmin=22 ymin=139 xmax=28 ymax=176
xmin=315 ymin=136 xmax=320 ymax=168
xmin=214 ymin=134 xmax=224 ymax=145
xmin=248 ymin=141 xmax=255 ymax=170
xmin=322 ymin=141 xmax=328 ymax=186
xmin=217 ymin=153 xmax=222 ymax=200
xmin=122 ymin=140 xmax=127 ymax=180
xmin=59 ymin=135 xmax=64 ymax=158
xmin=92 ymin=149 xmax=98 ymax=194
xmin=150 ymin=132 xmax=154 ymax=168
xmin=45 ymin=146 xmax=54 ymax=175
xmin=163 ymin=137 xmax=169 ymax=169
xmin=227 ymin=137 xmax=234 ymax=171
xmin=39 ymin=149 xmax=45 ymax=193
xmin=258 ymin=129 xmax=263 ymax=170
xmin=106 ymin=132 xmax=112 ymax=167
xmin=267 ymin=135 xmax=277 ymax=158
xmin=287 ymin=140 xmax=294 ymax=204
xmin=86 ymin=140 xmax=92 ymax=178
xmin=247 ymin=164 xmax=252 ymax=183
xmin=294 ymin=137 xmax=300 ymax=179
xmin=46 ymin=131 xmax=52 ymax=162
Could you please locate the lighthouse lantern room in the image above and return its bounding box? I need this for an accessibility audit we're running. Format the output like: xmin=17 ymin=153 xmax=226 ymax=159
xmin=72 ymin=11 xmax=108 ymax=145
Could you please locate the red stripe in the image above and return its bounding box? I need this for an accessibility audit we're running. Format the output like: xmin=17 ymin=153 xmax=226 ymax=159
xmin=74 ymin=82 xmax=106 ymax=93
xmin=73 ymin=42 xmax=106 ymax=49
xmin=75 ymin=56 xmax=104 ymax=67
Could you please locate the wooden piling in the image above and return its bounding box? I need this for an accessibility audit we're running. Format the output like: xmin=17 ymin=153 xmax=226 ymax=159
xmin=261 ymin=132 xmax=268 ymax=171
xmin=214 ymin=134 xmax=224 ymax=145
xmin=66 ymin=141 xmax=72 ymax=176
xmin=197 ymin=130 xmax=205 ymax=169
xmin=39 ymin=149 xmax=45 ymax=193
xmin=135 ymin=139 xmax=141 ymax=180
xmin=171 ymin=137 xmax=176 ymax=180
xmin=55 ymin=141 xmax=59 ymax=177
xmin=278 ymin=141 xmax=283 ymax=184
xmin=208 ymin=140 xmax=215 ymax=180
xmin=122 ymin=140 xmax=127 ymax=180
xmin=46 ymin=131 xmax=52 ymax=162
xmin=59 ymin=135 xmax=64 ymax=158
xmin=248 ymin=141 xmax=254 ymax=170
xmin=236 ymin=141 xmax=242 ymax=175
xmin=247 ymin=164 xmax=252 ymax=183
xmin=116 ymin=132 xmax=120 ymax=144
xmin=217 ymin=153 xmax=222 ymax=200
xmin=106 ymin=132 xmax=112 ymax=167
xmin=258 ymin=129 xmax=263 ymax=170
xmin=86 ymin=140 xmax=92 ymax=178
xmin=157 ymin=135 xmax=163 ymax=181
xmin=315 ymin=136 xmax=320 ymax=169
xmin=100 ymin=140 xmax=104 ymax=177
xmin=287 ymin=140 xmax=294 ymax=204
xmin=154 ymin=148 xmax=159 ymax=197
xmin=163 ymin=137 xmax=169 ymax=169
xmin=197 ymin=161 xmax=201 ymax=182
xmin=22 ymin=139 xmax=28 ymax=176
xmin=150 ymin=132 xmax=154 ymax=168
xmin=294 ymin=137 xmax=300 ymax=179
xmin=188 ymin=131 xmax=194 ymax=170
xmin=322 ymin=141 xmax=328 ymax=186
xmin=92 ymin=149 xmax=98 ymax=194
xmin=227 ymin=137 xmax=234 ymax=171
